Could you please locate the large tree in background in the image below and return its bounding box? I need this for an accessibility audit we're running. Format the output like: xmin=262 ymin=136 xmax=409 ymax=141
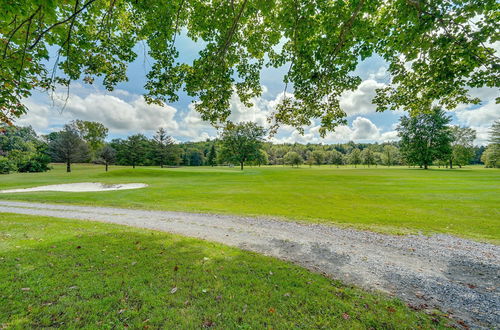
xmin=397 ymin=108 xmax=452 ymax=169
xmin=49 ymin=125 xmax=89 ymax=172
xmin=0 ymin=125 xmax=50 ymax=173
xmin=449 ymin=126 xmax=476 ymax=168
xmin=219 ymin=122 xmax=265 ymax=170
xmin=71 ymin=120 xmax=109 ymax=160
xmin=1 ymin=1 xmax=498 ymax=134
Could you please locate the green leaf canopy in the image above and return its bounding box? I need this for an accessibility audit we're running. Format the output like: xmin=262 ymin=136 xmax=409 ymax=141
xmin=1 ymin=0 xmax=498 ymax=134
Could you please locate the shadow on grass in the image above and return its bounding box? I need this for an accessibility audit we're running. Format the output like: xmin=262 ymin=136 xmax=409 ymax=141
xmin=0 ymin=224 xmax=446 ymax=329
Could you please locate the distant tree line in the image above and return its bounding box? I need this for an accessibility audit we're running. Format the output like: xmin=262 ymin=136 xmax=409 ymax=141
xmin=1 ymin=116 xmax=498 ymax=174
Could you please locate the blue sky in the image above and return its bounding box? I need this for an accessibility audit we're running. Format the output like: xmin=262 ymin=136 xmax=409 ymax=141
xmin=18 ymin=35 xmax=499 ymax=145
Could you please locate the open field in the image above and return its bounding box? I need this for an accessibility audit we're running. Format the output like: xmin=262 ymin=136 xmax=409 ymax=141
xmin=0 ymin=164 xmax=498 ymax=242
xmin=0 ymin=213 xmax=448 ymax=328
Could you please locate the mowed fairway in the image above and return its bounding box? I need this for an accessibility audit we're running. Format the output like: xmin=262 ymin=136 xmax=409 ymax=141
xmin=0 ymin=164 xmax=498 ymax=242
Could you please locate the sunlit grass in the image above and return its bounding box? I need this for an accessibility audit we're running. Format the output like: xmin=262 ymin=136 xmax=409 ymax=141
xmin=0 ymin=164 xmax=498 ymax=242
xmin=0 ymin=213 xmax=448 ymax=328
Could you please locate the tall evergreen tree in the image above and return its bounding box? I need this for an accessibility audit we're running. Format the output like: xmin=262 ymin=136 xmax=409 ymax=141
xmin=153 ymin=128 xmax=176 ymax=168
xmin=207 ymin=144 xmax=217 ymax=167
xmin=125 ymin=134 xmax=149 ymax=169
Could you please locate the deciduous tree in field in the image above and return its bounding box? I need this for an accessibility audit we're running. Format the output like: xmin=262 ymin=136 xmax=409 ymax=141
xmin=361 ymin=149 xmax=375 ymax=167
xmin=312 ymin=150 xmax=326 ymax=166
xmin=305 ymin=150 xmax=314 ymax=167
xmin=71 ymin=120 xmax=108 ymax=160
xmin=328 ymin=150 xmax=343 ymax=168
xmin=254 ymin=149 xmax=269 ymax=167
xmin=450 ymin=126 xmax=476 ymax=168
xmin=348 ymin=149 xmax=362 ymax=168
xmin=284 ymin=151 xmax=303 ymax=168
xmin=49 ymin=125 xmax=89 ymax=172
xmin=99 ymin=145 xmax=116 ymax=172
xmin=219 ymin=122 xmax=265 ymax=170
xmin=381 ymin=145 xmax=400 ymax=166
xmin=397 ymin=108 xmax=453 ymax=169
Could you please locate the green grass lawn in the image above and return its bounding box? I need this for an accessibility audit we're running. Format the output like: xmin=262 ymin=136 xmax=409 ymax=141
xmin=0 ymin=164 xmax=498 ymax=242
xmin=0 ymin=213 xmax=448 ymax=328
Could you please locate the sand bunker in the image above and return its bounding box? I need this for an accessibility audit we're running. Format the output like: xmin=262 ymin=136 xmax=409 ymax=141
xmin=0 ymin=182 xmax=148 ymax=193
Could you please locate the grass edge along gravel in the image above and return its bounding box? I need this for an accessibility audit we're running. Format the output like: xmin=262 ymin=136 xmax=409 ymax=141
xmin=0 ymin=213 xmax=451 ymax=329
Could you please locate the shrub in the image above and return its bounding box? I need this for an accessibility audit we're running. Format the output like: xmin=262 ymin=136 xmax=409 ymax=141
xmin=0 ymin=157 xmax=17 ymax=174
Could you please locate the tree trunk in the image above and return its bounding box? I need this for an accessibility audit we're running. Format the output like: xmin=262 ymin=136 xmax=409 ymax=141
xmin=240 ymin=162 xmax=244 ymax=170
xmin=133 ymin=163 xmax=135 ymax=169
xmin=66 ymin=160 xmax=71 ymax=173
xmin=424 ymin=164 xmax=428 ymax=169
xmin=105 ymin=163 xmax=108 ymax=172
xmin=449 ymin=158 xmax=453 ymax=169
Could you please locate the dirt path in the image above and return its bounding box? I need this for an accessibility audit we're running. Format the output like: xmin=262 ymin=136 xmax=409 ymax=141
xmin=0 ymin=201 xmax=498 ymax=328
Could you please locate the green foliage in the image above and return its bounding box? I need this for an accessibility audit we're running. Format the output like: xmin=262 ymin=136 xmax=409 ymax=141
xmin=98 ymin=144 xmax=116 ymax=172
xmin=397 ymin=108 xmax=453 ymax=169
xmin=71 ymin=120 xmax=109 ymax=160
xmin=450 ymin=126 xmax=476 ymax=168
xmin=219 ymin=122 xmax=265 ymax=170
xmin=1 ymin=0 xmax=498 ymax=134
xmin=0 ymin=125 xmax=50 ymax=173
xmin=348 ymin=148 xmax=362 ymax=167
xmin=0 ymin=156 xmax=17 ymax=174
xmin=0 ymin=213 xmax=449 ymax=328
xmin=0 ymin=164 xmax=498 ymax=242
xmin=327 ymin=150 xmax=343 ymax=167
xmin=49 ymin=125 xmax=90 ymax=172
xmin=153 ymin=128 xmax=178 ymax=168
xmin=490 ymin=120 xmax=500 ymax=145
xmin=381 ymin=145 xmax=400 ymax=166
xmin=284 ymin=151 xmax=303 ymax=167
xmin=185 ymin=148 xmax=204 ymax=166
xmin=361 ymin=149 xmax=375 ymax=167
xmin=481 ymin=121 xmax=500 ymax=169
xmin=207 ymin=144 xmax=217 ymax=166
xmin=481 ymin=144 xmax=500 ymax=168
xmin=249 ymin=149 xmax=269 ymax=166
xmin=311 ymin=150 xmax=326 ymax=166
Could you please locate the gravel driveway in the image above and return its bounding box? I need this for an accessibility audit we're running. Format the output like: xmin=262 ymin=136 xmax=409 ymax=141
xmin=0 ymin=201 xmax=498 ymax=328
